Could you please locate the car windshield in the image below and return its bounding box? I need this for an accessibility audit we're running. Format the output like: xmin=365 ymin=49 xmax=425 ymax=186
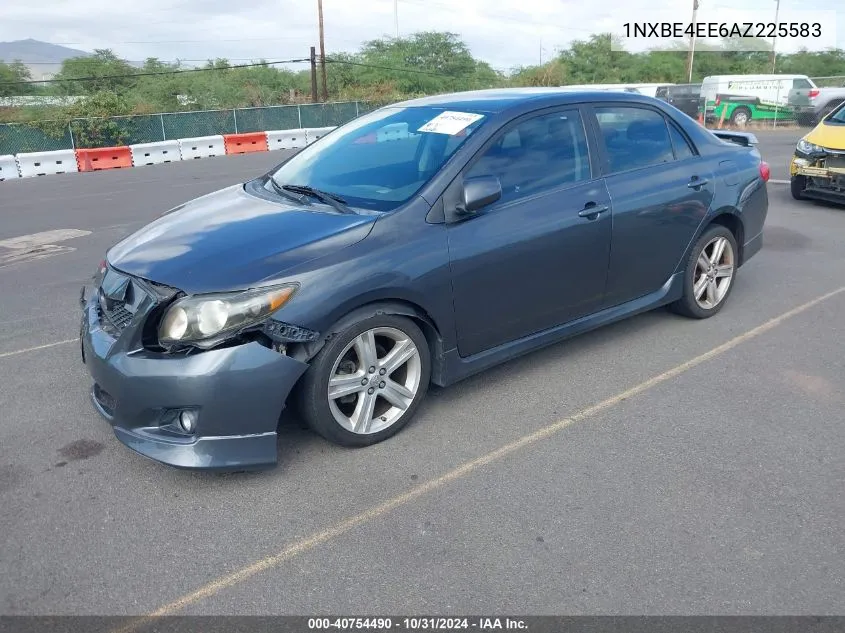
xmin=826 ymin=103 xmax=845 ymax=124
xmin=269 ymin=106 xmax=488 ymax=212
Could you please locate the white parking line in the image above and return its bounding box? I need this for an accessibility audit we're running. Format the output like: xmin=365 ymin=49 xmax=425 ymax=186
xmin=112 ymin=285 xmax=845 ymax=629
xmin=769 ymin=179 xmax=790 ymax=185
xmin=0 ymin=339 xmax=76 ymax=360
xmin=0 ymin=229 xmax=91 ymax=268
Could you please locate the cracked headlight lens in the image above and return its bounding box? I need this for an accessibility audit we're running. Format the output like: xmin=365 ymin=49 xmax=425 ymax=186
xmin=796 ymin=139 xmax=824 ymax=154
xmin=158 ymin=283 xmax=297 ymax=347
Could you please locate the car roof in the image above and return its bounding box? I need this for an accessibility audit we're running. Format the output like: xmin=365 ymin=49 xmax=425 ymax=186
xmin=388 ymin=87 xmax=660 ymax=114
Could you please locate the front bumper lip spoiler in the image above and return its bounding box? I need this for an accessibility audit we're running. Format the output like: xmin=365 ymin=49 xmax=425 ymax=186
xmin=89 ymin=386 xmax=281 ymax=471
xmin=114 ymin=426 xmax=280 ymax=472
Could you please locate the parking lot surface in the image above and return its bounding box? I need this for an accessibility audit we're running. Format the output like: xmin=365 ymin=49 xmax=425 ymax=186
xmin=1 ymin=130 xmax=844 ymax=616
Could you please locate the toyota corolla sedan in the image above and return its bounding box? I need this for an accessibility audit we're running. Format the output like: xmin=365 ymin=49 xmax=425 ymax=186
xmin=80 ymin=89 xmax=769 ymax=471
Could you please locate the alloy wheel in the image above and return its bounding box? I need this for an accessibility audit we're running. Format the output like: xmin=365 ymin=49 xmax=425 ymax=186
xmin=327 ymin=327 xmax=422 ymax=434
xmin=693 ymin=236 xmax=735 ymax=310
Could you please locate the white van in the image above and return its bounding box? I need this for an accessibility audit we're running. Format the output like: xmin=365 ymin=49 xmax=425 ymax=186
xmin=700 ymin=74 xmax=816 ymax=125
xmin=558 ymin=83 xmax=672 ymax=98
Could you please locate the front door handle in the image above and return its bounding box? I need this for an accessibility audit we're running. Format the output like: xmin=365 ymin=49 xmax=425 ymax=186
xmin=578 ymin=203 xmax=609 ymax=219
xmin=688 ymin=177 xmax=710 ymax=188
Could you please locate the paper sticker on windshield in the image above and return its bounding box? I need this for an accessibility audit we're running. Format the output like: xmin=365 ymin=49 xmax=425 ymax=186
xmin=417 ymin=111 xmax=484 ymax=135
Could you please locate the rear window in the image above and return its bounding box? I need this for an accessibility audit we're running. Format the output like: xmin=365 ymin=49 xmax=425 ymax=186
xmin=678 ymin=85 xmax=701 ymax=97
xmin=793 ymin=78 xmax=814 ymax=90
xmin=595 ymin=106 xmax=675 ymax=172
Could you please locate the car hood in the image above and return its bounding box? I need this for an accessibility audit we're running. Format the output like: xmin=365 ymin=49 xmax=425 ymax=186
xmin=107 ymin=183 xmax=377 ymax=293
xmin=806 ymin=123 xmax=845 ymax=151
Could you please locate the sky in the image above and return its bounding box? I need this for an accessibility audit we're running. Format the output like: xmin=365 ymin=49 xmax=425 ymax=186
xmin=1 ymin=0 xmax=843 ymax=72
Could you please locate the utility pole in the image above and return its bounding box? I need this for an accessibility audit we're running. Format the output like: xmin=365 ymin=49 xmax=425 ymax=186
xmin=771 ymin=0 xmax=781 ymax=73
xmin=394 ymin=0 xmax=399 ymax=38
xmin=317 ymin=0 xmax=328 ymax=102
xmin=309 ymin=46 xmax=319 ymax=103
xmin=685 ymin=0 xmax=699 ymax=83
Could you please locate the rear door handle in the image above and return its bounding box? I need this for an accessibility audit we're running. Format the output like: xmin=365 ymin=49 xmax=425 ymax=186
xmin=578 ymin=203 xmax=609 ymax=219
xmin=688 ymin=177 xmax=710 ymax=188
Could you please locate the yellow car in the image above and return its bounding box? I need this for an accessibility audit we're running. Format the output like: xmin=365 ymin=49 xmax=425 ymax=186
xmin=790 ymin=101 xmax=845 ymax=203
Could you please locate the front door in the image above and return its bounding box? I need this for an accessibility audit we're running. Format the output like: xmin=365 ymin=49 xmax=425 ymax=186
xmin=446 ymin=108 xmax=612 ymax=358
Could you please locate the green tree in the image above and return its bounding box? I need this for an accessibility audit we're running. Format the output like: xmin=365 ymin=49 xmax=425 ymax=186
xmin=352 ymin=32 xmax=504 ymax=94
xmin=558 ymin=34 xmax=636 ymax=84
xmin=778 ymin=48 xmax=845 ymax=82
xmin=0 ymin=60 xmax=33 ymax=96
xmin=55 ymin=50 xmax=139 ymax=95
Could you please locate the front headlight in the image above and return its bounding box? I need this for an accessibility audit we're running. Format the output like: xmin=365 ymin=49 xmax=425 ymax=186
xmin=797 ymin=138 xmax=824 ymax=154
xmin=158 ymin=283 xmax=298 ymax=347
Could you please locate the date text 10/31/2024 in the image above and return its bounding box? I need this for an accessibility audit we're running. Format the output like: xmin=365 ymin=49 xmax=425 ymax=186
xmin=307 ymin=618 xmax=528 ymax=630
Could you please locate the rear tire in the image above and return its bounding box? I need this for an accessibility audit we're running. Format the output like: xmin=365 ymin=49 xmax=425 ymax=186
xmin=730 ymin=107 xmax=751 ymax=127
xmin=297 ymin=314 xmax=431 ymax=447
xmin=670 ymin=225 xmax=738 ymax=319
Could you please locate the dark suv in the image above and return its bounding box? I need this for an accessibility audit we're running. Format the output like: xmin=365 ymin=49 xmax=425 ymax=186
xmin=656 ymin=84 xmax=702 ymax=120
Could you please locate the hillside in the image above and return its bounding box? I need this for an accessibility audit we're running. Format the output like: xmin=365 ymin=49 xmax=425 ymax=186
xmin=0 ymin=39 xmax=90 ymax=79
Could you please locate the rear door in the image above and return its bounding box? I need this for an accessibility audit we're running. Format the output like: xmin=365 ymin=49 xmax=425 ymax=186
xmin=588 ymin=104 xmax=716 ymax=308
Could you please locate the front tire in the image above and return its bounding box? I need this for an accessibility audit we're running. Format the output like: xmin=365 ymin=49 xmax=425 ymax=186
xmin=791 ymin=175 xmax=807 ymax=200
xmin=670 ymin=225 xmax=738 ymax=319
xmin=297 ymin=314 xmax=431 ymax=447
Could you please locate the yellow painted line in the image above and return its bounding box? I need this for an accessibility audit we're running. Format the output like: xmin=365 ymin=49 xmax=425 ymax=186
xmin=0 ymin=338 xmax=76 ymax=360
xmin=107 ymin=284 xmax=845 ymax=632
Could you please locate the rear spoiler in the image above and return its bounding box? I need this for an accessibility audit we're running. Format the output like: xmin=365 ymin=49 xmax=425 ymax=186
xmin=710 ymin=130 xmax=759 ymax=147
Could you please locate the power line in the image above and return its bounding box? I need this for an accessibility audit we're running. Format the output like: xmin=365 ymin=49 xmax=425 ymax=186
xmin=325 ymin=55 xmax=517 ymax=77
xmin=0 ymin=58 xmax=311 ymax=85
xmin=325 ymin=57 xmax=463 ymax=77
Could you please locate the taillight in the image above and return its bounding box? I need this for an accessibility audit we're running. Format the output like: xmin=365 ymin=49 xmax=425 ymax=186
xmin=715 ymin=96 xmax=721 ymax=106
xmin=759 ymin=162 xmax=770 ymax=182
xmin=809 ymin=89 xmax=820 ymax=100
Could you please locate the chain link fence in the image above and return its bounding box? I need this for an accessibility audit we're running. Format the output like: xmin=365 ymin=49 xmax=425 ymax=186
xmin=654 ymin=76 xmax=845 ymax=130
xmin=5 ymin=78 xmax=844 ymax=155
xmin=0 ymin=101 xmax=364 ymax=155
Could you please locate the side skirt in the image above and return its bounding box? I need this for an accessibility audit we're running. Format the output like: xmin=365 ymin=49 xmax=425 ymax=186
xmin=434 ymin=272 xmax=685 ymax=387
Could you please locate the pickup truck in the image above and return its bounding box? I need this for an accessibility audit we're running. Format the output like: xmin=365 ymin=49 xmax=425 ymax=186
xmin=788 ymin=83 xmax=845 ymax=126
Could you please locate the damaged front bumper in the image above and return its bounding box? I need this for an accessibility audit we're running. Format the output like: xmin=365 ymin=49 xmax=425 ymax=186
xmin=80 ymin=288 xmax=308 ymax=471
xmin=791 ymin=153 xmax=845 ymax=203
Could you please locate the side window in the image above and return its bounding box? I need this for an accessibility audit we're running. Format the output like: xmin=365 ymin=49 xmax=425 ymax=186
xmin=466 ymin=110 xmax=590 ymax=204
xmin=668 ymin=123 xmax=696 ymax=160
xmin=595 ymin=106 xmax=675 ymax=173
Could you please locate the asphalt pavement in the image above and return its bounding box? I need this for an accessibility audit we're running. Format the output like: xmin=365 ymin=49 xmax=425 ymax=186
xmin=2 ymin=130 xmax=844 ymax=616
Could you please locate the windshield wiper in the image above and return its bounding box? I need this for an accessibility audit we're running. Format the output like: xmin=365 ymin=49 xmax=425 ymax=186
xmin=266 ymin=177 xmax=306 ymax=204
xmin=280 ymin=184 xmax=354 ymax=214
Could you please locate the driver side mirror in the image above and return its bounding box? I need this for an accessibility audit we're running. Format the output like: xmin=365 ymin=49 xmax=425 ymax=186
xmin=457 ymin=175 xmax=502 ymax=215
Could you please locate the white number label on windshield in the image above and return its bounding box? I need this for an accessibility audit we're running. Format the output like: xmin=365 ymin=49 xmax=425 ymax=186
xmin=417 ymin=111 xmax=485 ymax=135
